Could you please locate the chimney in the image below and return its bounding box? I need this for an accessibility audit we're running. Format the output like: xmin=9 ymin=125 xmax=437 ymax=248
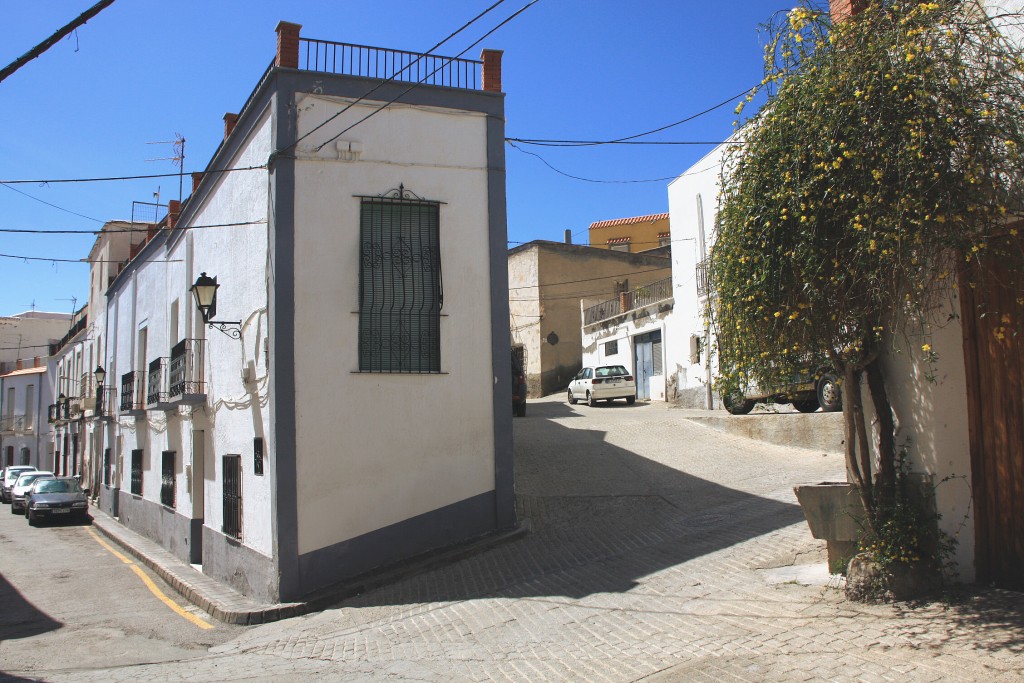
xmin=15 ymin=359 xmax=23 ymax=371
xmin=167 ymin=200 xmax=181 ymax=229
xmin=481 ymin=49 xmax=503 ymax=93
xmin=34 ymin=356 xmax=42 ymax=368
xmin=275 ymin=21 xmax=302 ymax=69
xmin=192 ymin=171 xmax=204 ymax=194
xmin=223 ymin=112 xmax=239 ymax=140
xmin=564 ymin=229 xmax=572 ymax=244
xmin=619 ymin=291 xmax=630 ymax=315
xmin=831 ymin=0 xmax=868 ymax=23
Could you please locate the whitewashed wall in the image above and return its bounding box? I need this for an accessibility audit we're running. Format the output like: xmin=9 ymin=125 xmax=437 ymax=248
xmin=290 ymin=95 xmax=495 ymax=556
xmin=582 ymin=314 xmax=668 ymax=400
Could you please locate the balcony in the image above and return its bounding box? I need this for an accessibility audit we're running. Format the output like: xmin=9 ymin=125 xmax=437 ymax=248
xmin=146 ymin=357 xmax=174 ymax=411
xmin=120 ymin=371 xmax=146 ymax=416
xmin=168 ymin=339 xmax=206 ymax=405
xmin=91 ymin=386 xmax=117 ymax=421
xmin=696 ymin=257 xmax=711 ymax=299
xmin=298 ymin=39 xmax=482 ymax=90
xmin=583 ymin=277 xmax=674 ymax=327
xmin=67 ymin=394 xmax=83 ymax=418
xmin=47 ymin=403 xmax=61 ymax=424
xmin=0 ymin=414 xmax=29 ymax=434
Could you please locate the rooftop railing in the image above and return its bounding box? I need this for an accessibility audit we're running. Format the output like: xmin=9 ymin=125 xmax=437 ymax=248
xmin=583 ymin=277 xmax=674 ymax=326
xmin=298 ymin=38 xmax=482 ymax=90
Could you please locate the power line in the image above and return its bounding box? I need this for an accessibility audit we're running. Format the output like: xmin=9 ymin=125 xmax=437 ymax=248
xmin=313 ymin=0 xmax=541 ymax=153
xmin=1 ymin=182 xmax=103 ymax=223
xmin=507 ymin=265 xmax=670 ymax=291
xmin=508 ymin=141 xmax=682 ymax=184
xmin=0 ymin=219 xmax=267 ymax=235
xmin=508 ymin=139 xmax=742 ymax=146
xmin=0 ymin=252 xmax=181 ymax=264
xmin=0 ymin=164 xmax=266 ymax=185
xmin=283 ymin=0 xmax=510 ymax=156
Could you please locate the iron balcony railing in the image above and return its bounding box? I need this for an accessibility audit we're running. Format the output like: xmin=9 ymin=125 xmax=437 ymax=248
xmin=48 ymin=403 xmax=60 ymax=424
xmin=169 ymin=339 xmax=205 ymax=400
xmin=120 ymin=371 xmax=145 ymax=413
xmin=583 ymin=277 xmax=674 ymax=326
xmin=696 ymin=257 xmax=711 ymax=298
xmin=0 ymin=414 xmax=27 ymax=432
xmin=147 ymin=358 xmax=169 ymax=408
xmin=94 ymin=386 xmax=116 ymax=418
xmin=67 ymin=394 xmax=83 ymax=418
xmin=298 ymin=38 xmax=482 ymax=90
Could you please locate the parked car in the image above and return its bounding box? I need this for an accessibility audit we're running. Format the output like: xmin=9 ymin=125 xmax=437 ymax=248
xmin=722 ymin=368 xmax=842 ymax=415
xmin=568 ymin=365 xmax=637 ymax=407
xmin=1 ymin=465 xmax=36 ymax=504
xmin=26 ymin=477 xmax=89 ymax=526
xmin=512 ymin=355 xmax=527 ymax=417
xmin=10 ymin=471 xmax=55 ymax=514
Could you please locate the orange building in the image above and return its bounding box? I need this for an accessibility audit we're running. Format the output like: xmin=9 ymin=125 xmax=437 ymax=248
xmin=588 ymin=212 xmax=670 ymax=253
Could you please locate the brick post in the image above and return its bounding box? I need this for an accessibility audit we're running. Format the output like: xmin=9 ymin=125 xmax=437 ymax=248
xmin=223 ymin=113 xmax=239 ymax=140
xmin=275 ymin=21 xmax=302 ymax=69
xmin=167 ymin=200 xmax=181 ymax=229
xmin=191 ymin=172 xmax=204 ymax=194
xmin=481 ymin=49 xmax=503 ymax=93
xmin=15 ymin=359 xmax=23 ymax=371
xmin=619 ymin=291 xmax=629 ymax=315
xmin=830 ymin=0 xmax=869 ymax=23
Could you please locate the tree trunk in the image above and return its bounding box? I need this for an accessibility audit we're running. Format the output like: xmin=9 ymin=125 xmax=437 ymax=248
xmin=866 ymin=359 xmax=896 ymax=510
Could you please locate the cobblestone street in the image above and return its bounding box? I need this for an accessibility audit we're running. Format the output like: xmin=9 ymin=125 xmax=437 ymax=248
xmin=10 ymin=397 xmax=1024 ymax=681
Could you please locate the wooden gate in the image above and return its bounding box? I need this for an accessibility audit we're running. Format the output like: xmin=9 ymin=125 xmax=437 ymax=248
xmin=959 ymin=234 xmax=1024 ymax=590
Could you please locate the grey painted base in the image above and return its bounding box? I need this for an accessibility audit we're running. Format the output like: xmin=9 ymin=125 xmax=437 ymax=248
xmin=99 ymin=485 xmax=119 ymax=518
xmin=291 ymin=490 xmax=499 ymax=602
xmin=116 ymin=492 xmax=198 ymax=566
xmin=201 ymin=526 xmax=279 ymax=604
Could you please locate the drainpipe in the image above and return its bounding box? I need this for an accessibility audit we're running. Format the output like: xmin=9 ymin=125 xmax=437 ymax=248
xmin=697 ymin=194 xmax=713 ymax=410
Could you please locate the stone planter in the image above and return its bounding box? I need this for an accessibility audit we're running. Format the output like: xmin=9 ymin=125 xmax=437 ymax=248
xmin=845 ymin=553 xmax=941 ymax=602
xmin=793 ymin=482 xmax=867 ymax=574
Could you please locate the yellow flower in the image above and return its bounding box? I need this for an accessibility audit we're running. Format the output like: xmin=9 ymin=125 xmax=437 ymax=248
xmin=922 ymin=343 xmax=932 ymax=352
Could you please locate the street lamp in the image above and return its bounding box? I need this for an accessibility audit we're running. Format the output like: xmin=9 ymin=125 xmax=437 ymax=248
xmin=94 ymin=366 xmax=105 ymax=416
xmin=190 ymin=272 xmax=241 ymax=339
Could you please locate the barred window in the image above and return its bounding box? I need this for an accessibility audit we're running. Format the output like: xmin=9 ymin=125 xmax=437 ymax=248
xmin=605 ymin=340 xmax=619 ymax=356
xmin=103 ymin=448 xmax=112 ymax=487
xmin=131 ymin=449 xmax=143 ymax=496
xmin=223 ymin=455 xmax=242 ymax=539
xmin=358 ymin=194 xmax=442 ymax=373
xmin=160 ymin=451 xmax=175 ymax=507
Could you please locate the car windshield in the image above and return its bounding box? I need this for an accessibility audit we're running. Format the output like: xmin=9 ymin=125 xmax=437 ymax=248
xmin=595 ymin=365 xmax=628 ymax=378
xmin=16 ymin=474 xmax=47 ymax=487
xmin=5 ymin=469 xmax=33 ymax=484
xmin=34 ymin=479 xmax=79 ymax=494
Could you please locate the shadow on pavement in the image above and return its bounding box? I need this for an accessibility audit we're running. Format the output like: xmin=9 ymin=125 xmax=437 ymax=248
xmin=0 ymin=572 xmax=62 ymax=641
xmin=340 ymin=398 xmax=806 ymax=607
xmin=941 ymin=589 xmax=1024 ymax=653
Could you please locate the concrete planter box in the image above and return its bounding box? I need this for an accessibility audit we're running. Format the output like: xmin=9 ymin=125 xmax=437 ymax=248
xmin=793 ymin=481 xmax=867 ymax=573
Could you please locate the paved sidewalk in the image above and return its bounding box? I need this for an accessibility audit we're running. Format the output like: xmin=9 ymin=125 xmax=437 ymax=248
xmin=33 ymin=398 xmax=1024 ymax=681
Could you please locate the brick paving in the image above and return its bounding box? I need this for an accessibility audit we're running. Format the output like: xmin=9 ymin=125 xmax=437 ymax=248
xmin=30 ymin=397 xmax=1024 ymax=681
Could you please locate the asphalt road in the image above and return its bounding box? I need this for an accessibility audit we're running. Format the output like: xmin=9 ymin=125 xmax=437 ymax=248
xmin=0 ymin=503 xmax=240 ymax=678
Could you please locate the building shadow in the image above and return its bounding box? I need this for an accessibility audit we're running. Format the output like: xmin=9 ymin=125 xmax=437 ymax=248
xmin=0 ymin=572 xmax=62 ymax=641
xmin=335 ymin=398 xmax=807 ymax=608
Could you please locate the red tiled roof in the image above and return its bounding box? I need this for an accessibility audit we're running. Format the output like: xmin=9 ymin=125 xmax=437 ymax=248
xmin=589 ymin=212 xmax=669 ymax=231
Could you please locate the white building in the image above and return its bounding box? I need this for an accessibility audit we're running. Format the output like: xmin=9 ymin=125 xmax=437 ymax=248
xmin=96 ymin=22 xmax=513 ymax=602
xmin=0 ymin=357 xmax=54 ymax=469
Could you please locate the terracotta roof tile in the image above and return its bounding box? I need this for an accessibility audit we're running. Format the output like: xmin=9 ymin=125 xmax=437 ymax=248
xmin=589 ymin=212 xmax=669 ymax=231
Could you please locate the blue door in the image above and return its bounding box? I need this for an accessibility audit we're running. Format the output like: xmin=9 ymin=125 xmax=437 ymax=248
xmin=634 ymin=330 xmax=663 ymax=401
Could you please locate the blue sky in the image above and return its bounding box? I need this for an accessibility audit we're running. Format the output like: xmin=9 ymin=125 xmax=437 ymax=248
xmin=0 ymin=0 xmax=786 ymax=318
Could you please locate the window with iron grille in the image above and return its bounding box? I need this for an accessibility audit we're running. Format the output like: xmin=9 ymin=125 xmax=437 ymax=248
xmin=103 ymin=448 xmax=111 ymax=487
xmin=605 ymin=340 xmax=619 ymax=356
xmin=358 ymin=194 xmax=442 ymax=373
xmin=160 ymin=451 xmax=175 ymax=507
xmin=130 ymin=449 xmax=143 ymax=496
xmin=253 ymin=437 xmax=264 ymax=476
xmin=222 ymin=455 xmax=242 ymax=539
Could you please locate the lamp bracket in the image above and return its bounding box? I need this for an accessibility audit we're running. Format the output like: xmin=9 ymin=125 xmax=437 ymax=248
xmin=208 ymin=321 xmax=242 ymax=340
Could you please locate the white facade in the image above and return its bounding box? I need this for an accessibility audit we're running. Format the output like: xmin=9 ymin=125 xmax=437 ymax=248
xmin=0 ymin=362 xmax=53 ymax=469
xmin=89 ymin=25 xmax=512 ymax=603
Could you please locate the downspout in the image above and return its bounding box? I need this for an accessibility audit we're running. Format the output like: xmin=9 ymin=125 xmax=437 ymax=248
xmin=696 ymin=194 xmax=713 ymax=410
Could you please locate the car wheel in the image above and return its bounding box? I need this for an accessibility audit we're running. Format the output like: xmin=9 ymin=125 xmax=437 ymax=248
xmin=626 ymin=396 xmax=636 ymax=405
xmin=26 ymin=509 xmax=35 ymax=526
xmin=587 ymin=391 xmax=597 ymax=407
xmin=567 ymin=389 xmax=577 ymax=405
xmin=792 ymin=398 xmax=820 ymax=413
xmin=723 ymin=393 xmax=755 ymax=415
xmin=10 ymin=503 xmax=17 ymax=515
xmin=816 ymin=373 xmax=843 ymax=412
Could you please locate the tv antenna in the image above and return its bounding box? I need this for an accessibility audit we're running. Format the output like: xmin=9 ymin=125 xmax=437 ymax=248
xmin=146 ymin=133 xmax=186 ymax=203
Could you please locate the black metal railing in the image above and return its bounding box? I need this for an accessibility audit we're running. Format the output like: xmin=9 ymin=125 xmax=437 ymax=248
xmin=696 ymin=258 xmax=711 ymax=298
xmin=147 ymin=358 xmax=169 ymax=407
xmin=47 ymin=403 xmax=60 ymax=424
xmin=299 ymin=38 xmax=481 ymax=90
xmin=120 ymin=371 xmax=145 ymax=412
xmin=130 ymin=450 xmax=143 ymax=496
xmin=583 ymin=277 xmax=673 ymax=326
xmin=96 ymin=386 xmax=116 ymax=417
xmin=160 ymin=451 xmax=175 ymax=508
xmin=169 ymin=339 xmax=205 ymax=398
xmin=223 ymin=455 xmax=242 ymax=539
xmin=49 ymin=312 xmax=88 ymax=356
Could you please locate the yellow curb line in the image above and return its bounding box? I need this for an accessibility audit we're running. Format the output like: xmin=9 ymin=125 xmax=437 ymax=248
xmin=85 ymin=526 xmax=214 ymax=630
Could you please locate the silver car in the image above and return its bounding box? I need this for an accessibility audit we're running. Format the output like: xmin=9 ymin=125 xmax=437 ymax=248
xmin=568 ymin=365 xmax=637 ymax=407
xmin=2 ymin=465 xmax=36 ymax=504
xmin=10 ymin=471 xmax=54 ymax=514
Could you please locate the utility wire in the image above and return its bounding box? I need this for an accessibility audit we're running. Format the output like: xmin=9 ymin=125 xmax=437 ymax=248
xmin=283 ymin=0 xmax=510 ymax=157
xmin=507 ymin=266 xmax=670 ymax=291
xmin=508 ymin=141 xmax=681 ymax=184
xmin=0 ymin=165 xmax=266 ymax=185
xmin=313 ymin=0 xmax=541 ymax=153
xmin=0 ymin=252 xmax=180 ymax=264
xmin=1 ymin=182 xmax=103 ymax=223
xmin=0 ymin=219 xmax=266 ymax=235
xmin=0 ymin=0 xmax=116 ymax=85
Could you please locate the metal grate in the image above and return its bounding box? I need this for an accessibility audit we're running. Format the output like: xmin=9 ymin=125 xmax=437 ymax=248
xmin=130 ymin=449 xmax=143 ymax=496
xmin=160 ymin=451 xmax=175 ymax=507
xmin=253 ymin=438 xmax=264 ymax=477
xmin=103 ymin=448 xmax=111 ymax=487
xmin=358 ymin=191 xmax=442 ymax=373
xmin=169 ymin=339 xmax=205 ymax=397
xmin=120 ymin=371 xmax=144 ymax=412
xmin=147 ymin=357 xmax=168 ymax=406
xmin=222 ymin=455 xmax=242 ymax=539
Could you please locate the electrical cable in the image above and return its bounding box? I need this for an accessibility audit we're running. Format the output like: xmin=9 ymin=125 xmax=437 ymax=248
xmin=282 ymin=0 xmax=510 ymax=156
xmin=0 ymin=220 xmax=266 ymax=235
xmin=313 ymin=0 xmax=541 ymax=153
xmin=507 ymin=141 xmax=682 ymax=184
xmin=0 ymin=252 xmax=181 ymax=264
xmin=507 ymin=265 xmax=670 ymax=291
xmin=1 ymin=183 xmax=103 ymax=223
xmin=0 ymin=165 xmax=266 ymax=185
